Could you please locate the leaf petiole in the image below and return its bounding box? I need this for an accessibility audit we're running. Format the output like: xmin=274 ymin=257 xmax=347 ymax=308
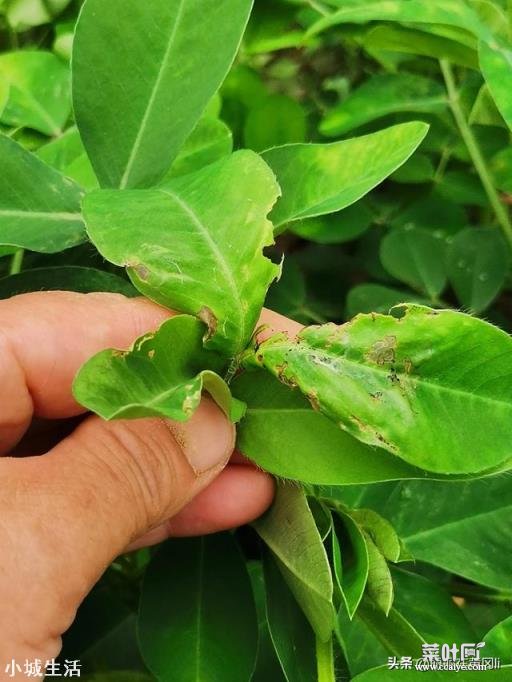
xmin=316 ymin=636 xmax=336 ymax=682
xmin=9 ymin=248 xmax=24 ymax=275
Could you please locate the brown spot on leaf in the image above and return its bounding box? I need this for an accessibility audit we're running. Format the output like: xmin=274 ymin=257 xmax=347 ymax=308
xmin=367 ymin=335 xmax=397 ymax=366
xmin=199 ymin=307 xmax=218 ymax=340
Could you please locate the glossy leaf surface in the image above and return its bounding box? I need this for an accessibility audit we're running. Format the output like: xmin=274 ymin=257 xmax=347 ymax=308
xmin=249 ymin=304 xmax=512 ymax=474
xmin=263 ymin=122 xmax=429 ymax=230
xmin=0 ymin=134 xmax=85 ymax=252
xmin=73 ymin=0 xmax=252 ymax=188
xmin=83 ymin=151 xmax=280 ymax=355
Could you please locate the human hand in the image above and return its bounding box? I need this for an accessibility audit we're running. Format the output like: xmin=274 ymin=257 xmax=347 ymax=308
xmin=0 ymin=291 xmax=301 ymax=669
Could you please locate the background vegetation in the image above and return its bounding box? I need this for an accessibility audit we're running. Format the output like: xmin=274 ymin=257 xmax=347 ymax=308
xmin=1 ymin=0 xmax=512 ymax=680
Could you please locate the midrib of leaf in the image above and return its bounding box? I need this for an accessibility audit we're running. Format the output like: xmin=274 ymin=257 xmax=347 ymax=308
xmin=119 ymin=0 xmax=186 ymax=189
xmin=261 ymin=532 xmax=332 ymax=606
xmin=0 ymin=210 xmax=82 ymax=221
xmin=159 ymin=187 xmax=246 ymax=351
xmin=262 ymin=341 xmax=512 ymax=411
xmin=194 ymin=537 xmax=205 ymax=682
xmin=403 ymin=503 xmax=512 ymax=543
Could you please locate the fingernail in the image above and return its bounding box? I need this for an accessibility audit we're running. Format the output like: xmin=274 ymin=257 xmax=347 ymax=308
xmin=167 ymin=399 xmax=235 ymax=475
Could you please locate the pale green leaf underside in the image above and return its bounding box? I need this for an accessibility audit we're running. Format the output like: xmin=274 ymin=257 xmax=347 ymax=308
xmin=233 ymin=371 xmax=427 ymax=485
xmin=310 ymin=0 xmax=495 ymax=43
xmin=249 ymin=304 xmax=512 ymax=474
xmin=72 ymin=0 xmax=253 ymax=188
xmin=479 ymin=40 xmax=512 ymax=132
xmin=253 ymin=484 xmax=336 ymax=641
xmin=73 ymin=315 xmax=239 ymax=422
xmin=83 ymin=151 xmax=280 ymax=356
xmin=0 ymin=134 xmax=85 ymax=253
xmin=262 ymin=122 xmax=429 ymax=230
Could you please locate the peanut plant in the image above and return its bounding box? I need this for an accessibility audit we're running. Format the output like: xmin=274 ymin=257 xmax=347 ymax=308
xmin=1 ymin=0 xmax=512 ymax=680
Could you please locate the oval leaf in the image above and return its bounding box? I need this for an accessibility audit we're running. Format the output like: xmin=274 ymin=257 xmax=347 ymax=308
xmin=233 ymin=371 xmax=426 ymax=485
xmin=248 ymin=304 xmax=512 ymax=474
xmin=72 ymin=0 xmax=253 ymax=188
xmin=253 ymin=483 xmax=336 ymax=642
xmin=262 ymin=122 xmax=429 ymax=230
xmin=447 ymin=227 xmax=509 ymax=313
xmin=83 ymin=151 xmax=280 ymax=356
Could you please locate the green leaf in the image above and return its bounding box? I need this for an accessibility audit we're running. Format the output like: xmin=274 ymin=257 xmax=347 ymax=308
xmin=249 ymin=561 xmax=286 ymax=682
xmin=391 ymin=568 xmax=477 ymax=644
xmin=72 ymin=0 xmax=252 ymax=188
xmin=484 ymin=615 xmax=512 ymax=662
xmin=253 ymin=483 xmax=336 ymax=641
xmin=163 ymin=117 xmax=233 ymax=180
xmin=320 ymin=74 xmax=445 ymax=137
xmin=350 ymin=510 xmax=401 ymax=563
xmin=36 ymin=127 xmax=85 ymax=173
xmin=262 ymin=122 xmax=429 ymax=231
xmin=380 ymin=227 xmax=448 ymax=300
xmin=233 ymin=371 xmax=426 ymax=485
xmin=346 ymin=284 xmax=426 ymax=319
xmin=364 ymin=534 xmax=394 ymax=615
xmin=361 ymin=24 xmax=478 ymax=69
xmin=0 ymin=51 xmax=70 ymax=136
xmin=334 ymin=510 xmax=369 ymax=618
xmin=263 ymin=552 xmax=317 ymax=682
xmin=310 ymin=0 xmax=494 ymax=43
xmin=390 ymin=154 xmax=435 ymax=184
xmin=349 ymin=595 xmax=425 ymax=662
xmin=390 ymin=193 xmax=467 ymax=237
xmin=0 ymin=266 xmax=136 ymax=299
xmin=248 ymin=304 xmax=512 ymax=474
xmin=83 ymin=151 xmax=280 ymax=356
xmin=335 ymin=476 xmax=512 ymax=591
xmin=480 ymin=39 xmax=512 ymax=131
xmin=292 ymin=202 xmax=374 ymax=245
xmin=244 ymin=94 xmax=307 ymax=152
xmin=0 ymin=134 xmax=85 ymax=253
xmin=447 ymin=227 xmax=509 ymax=313
xmin=73 ymin=315 xmax=243 ymax=422
xmin=138 ymin=534 xmax=258 ymax=682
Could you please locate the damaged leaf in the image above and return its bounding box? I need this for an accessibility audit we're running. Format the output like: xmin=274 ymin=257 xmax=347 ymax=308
xmin=73 ymin=315 xmax=243 ymax=422
xmin=247 ymin=304 xmax=512 ymax=474
xmin=82 ymin=151 xmax=280 ymax=356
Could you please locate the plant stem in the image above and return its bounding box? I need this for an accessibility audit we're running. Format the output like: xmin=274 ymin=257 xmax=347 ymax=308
xmin=440 ymin=59 xmax=512 ymax=251
xmin=316 ymin=636 xmax=336 ymax=682
xmin=9 ymin=249 xmax=24 ymax=275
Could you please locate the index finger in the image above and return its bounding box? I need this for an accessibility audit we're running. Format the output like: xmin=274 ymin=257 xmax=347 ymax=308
xmin=0 ymin=291 xmax=301 ymax=451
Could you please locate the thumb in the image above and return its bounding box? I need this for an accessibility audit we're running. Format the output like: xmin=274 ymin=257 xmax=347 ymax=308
xmin=4 ymin=398 xmax=234 ymax=658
